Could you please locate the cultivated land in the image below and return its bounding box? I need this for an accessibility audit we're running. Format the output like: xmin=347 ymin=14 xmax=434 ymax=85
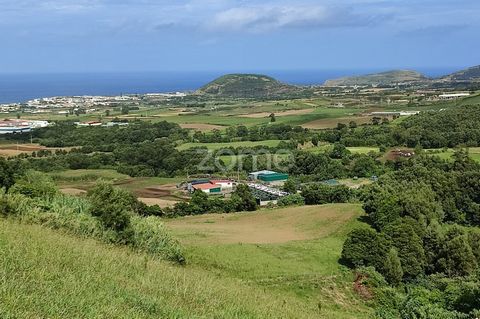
xmin=53 ymin=169 xmax=186 ymax=207
xmin=176 ymin=140 xmax=282 ymax=151
xmin=0 ymin=143 xmax=73 ymax=157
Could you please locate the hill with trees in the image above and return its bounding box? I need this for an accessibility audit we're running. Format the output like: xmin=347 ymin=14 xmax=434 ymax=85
xmin=196 ymin=74 xmax=308 ymax=99
xmin=440 ymin=65 xmax=480 ymax=81
xmin=324 ymin=70 xmax=428 ymax=86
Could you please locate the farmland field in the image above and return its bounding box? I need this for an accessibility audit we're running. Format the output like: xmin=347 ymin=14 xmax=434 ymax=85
xmin=52 ymin=169 xmax=186 ymax=207
xmin=176 ymin=140 xmax=282 ymax=151
xmin=425 ymin=147 xmax=480 ymax=163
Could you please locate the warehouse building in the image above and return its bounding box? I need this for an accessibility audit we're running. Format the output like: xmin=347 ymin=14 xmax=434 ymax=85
xmin=248 ymin=170 xmax=289 ymax=184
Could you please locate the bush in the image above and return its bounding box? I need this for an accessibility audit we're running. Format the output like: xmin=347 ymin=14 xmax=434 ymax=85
xmin=9 ymin=170 xmax=58 ymax=199
xmin=87 ymin=181 xmax=135 ymax=243
xmin=302 ymin=184 xmax=353 ymax=205
xmin=277 ymin=194 xmax=305 ymax=207
xmin=0 ymin=190 xmax=37 ymax=217
xmin=130 ymin=216 xmax=186 ymax=264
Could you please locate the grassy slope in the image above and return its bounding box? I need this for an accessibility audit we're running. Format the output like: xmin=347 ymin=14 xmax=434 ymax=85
xmin=0 ymin=219 xmax=319 ymax=319
xmin=0 ymin=204 xmax=372 ymax=318
xmin=167 ymin=204 xmax=372 ymax=318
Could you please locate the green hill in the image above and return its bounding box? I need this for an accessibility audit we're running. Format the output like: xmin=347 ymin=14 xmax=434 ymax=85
xmin=0 ymin=204 xmax=372 ymax=319
xmin=441 ymin=65 xmax=480 ymax=81
xmin=196 ymin=74 xmax=303 ymax=98
xmin=324 ymin=70 xmax=428 ymax=86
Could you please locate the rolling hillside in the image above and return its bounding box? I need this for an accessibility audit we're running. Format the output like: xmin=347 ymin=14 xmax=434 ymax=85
xmin=440 ymin=65 xmax=480 ymax=81
xmin=324 ymin=70 xmax=428 ymax=86
xmin=0 ymin=204 xmax=372 ymax=319
xmin=196 ymin=74 xmax=304 ymax=98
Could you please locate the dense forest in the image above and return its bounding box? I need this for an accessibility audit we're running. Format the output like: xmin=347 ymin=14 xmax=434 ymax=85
xmin=342 ymin=153 xmax=480 ymax=318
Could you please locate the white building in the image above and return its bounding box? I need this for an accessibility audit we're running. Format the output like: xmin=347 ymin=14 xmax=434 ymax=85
xmin=438 ymin=93 xmax=470 ymax=100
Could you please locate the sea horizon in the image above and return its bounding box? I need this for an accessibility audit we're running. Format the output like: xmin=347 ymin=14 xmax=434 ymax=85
xmin=0 ymin=67 xmax=460 ymax=104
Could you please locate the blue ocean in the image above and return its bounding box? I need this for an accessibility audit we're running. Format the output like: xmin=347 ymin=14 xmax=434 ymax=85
xmin=0 ymin=68 xmax=457 ymax=104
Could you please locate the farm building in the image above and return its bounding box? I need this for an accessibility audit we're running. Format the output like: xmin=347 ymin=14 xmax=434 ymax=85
xmin=187 ymin=179 xmax=235 ymax=194
xmin=438 ymin=93 xmax=470 ymax=100
xmin=248 ymin=170 xmax=289 ymax=184
xmin=191 ymin=183 xmax=222 ymax=194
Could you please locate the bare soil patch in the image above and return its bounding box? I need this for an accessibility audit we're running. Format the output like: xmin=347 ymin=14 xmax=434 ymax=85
xmin=0 ymin=144 xmax=73 ymax=157
xmin=60 ymin=188 xmax=87 ymax=196
xmin=166 ymin=203 xmax=360 ymax=244
xmin=138 ymin=197 xmax=178 ymax=208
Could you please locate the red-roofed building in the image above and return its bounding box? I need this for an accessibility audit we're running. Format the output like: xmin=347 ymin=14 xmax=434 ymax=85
xmin=192 ymin=183 xmax=222 ymax=194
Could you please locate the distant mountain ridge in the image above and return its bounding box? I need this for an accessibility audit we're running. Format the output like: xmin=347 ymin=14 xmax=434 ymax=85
xmin=324 ymin=70 xmax=428 ymax=86
xmin=195 ymin=74 xmax=303 ymax=98
xmin=440 ymin=65 xmax=480 ymax=81
xmin=323 ymin=65 xmax=480 ymax=87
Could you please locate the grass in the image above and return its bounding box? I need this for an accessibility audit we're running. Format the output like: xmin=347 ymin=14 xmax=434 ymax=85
xmin=50 ymin=169 xmax=183 ymax=194
xmin=425 ymin=148 xmax=480 ymax=163
xmin=0 ymin=203 xmax=373 ymax=318
xmin=166 ymin=204 xmax=372 ymax=318
xmin=304 ymin=144 xmax=379 ymax=155
xmin=0 ymin=219 xmax=318 ymax=318
xmin=49 ymin=169 xmax=129 ymax=180
xmin=177 ymin=140 xmax=282 ymax=151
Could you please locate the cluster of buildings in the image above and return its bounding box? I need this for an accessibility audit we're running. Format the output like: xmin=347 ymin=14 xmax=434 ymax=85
xmin=0 ymin=120 xmax=49 ymax=134
xmin=185 ymin=171 xmax=290 ymax=206
xmin=25 ymin=95 xmax=141 ymax=109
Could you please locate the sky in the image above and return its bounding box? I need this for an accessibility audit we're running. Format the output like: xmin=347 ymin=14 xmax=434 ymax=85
xmin=0 ymin=0 xmax=479 ymax=73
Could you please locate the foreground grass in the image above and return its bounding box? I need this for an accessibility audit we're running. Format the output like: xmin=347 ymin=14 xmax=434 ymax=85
xmin=167 ymin=204 xmax=372 ymax=318
xmin=0 ymin=219 xmax=324 ymax=319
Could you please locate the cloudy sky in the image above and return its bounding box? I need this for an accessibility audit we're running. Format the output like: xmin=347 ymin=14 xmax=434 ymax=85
xmin=0 ymin=0 xmax=478 ymax=73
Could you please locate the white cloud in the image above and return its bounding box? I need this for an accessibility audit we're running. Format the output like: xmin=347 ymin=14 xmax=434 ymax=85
xmin=206 ymin=4 xmax=383 ymax=32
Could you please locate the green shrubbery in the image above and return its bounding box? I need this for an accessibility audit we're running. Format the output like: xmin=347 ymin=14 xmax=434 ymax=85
xmin=0 ymin=172 xmax=186 ymax=264
xmin=277 ymin=193 xmax=305 ymax=207
xmin=342 ymin=154 xmax=480 ymax=317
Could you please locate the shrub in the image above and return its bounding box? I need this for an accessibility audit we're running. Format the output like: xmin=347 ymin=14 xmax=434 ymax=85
xmin=277 ymin=194 xmax=305 ymax=207
xmin=87 ymin=181 xmax=135 ymax=244
xmin=9 ymin=170 xmax=58 ymax=199
xmin=130 ymin=216 xmax=186 ymax=264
